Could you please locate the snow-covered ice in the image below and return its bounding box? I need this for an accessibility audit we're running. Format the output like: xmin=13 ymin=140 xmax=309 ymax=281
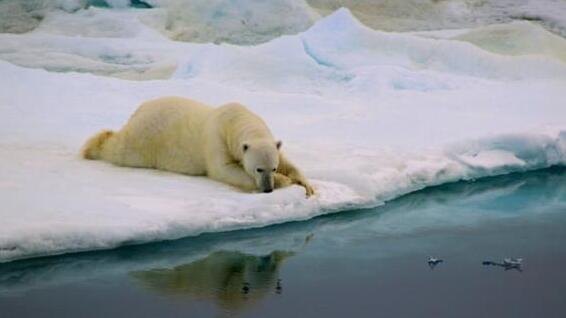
xmin=1 ymin=6 xmax=565 ymax=263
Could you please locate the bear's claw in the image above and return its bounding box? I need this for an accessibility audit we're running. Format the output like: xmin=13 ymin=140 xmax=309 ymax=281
xmin=298 ymin=181 xmax=315 ymax=197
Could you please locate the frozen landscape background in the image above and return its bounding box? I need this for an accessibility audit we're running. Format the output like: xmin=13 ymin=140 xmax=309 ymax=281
xmin=0 ymin=0 xmax=565 ymax=263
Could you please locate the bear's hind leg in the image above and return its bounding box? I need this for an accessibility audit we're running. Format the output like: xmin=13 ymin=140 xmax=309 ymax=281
xmin=100 ymin=133 xmax=152 ymax=168
xmin=82 ymin=130 xmax=114 ymax=160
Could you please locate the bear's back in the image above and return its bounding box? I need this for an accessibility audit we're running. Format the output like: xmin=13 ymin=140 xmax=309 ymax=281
xmin=133 ymin=96 xmax=213 ymax=123
xmin=116 ymin=96 xmax=214 ymax=174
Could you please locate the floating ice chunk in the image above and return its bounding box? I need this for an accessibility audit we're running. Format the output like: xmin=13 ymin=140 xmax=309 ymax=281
xmin=428 ymin=256 xmax=444 ymax=269
xmin=483 ymin=258 xmax=524 ymax=271
xmin=503 ymin=258 xmax=523 ymax=266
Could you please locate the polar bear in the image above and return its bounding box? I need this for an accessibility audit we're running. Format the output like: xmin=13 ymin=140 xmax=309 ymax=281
xmin=82 ymin=96 xmax=314 ymax=196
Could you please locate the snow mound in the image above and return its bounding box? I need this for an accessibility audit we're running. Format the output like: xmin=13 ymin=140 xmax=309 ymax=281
xmin=152 ymin=0 xmax=318 ymax=45
xmin=174 ymin=9 xmax=566 ymax=97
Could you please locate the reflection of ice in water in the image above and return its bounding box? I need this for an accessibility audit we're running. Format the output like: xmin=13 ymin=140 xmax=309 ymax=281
xmin=132 ymin=250 xmax=293 ymax=311
xmin=131 ymin=232 xmax=315 ymax=311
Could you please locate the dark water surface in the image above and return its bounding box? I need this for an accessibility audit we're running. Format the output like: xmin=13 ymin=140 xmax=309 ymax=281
xmin=1 ymin=168 xmax=566 ymax=317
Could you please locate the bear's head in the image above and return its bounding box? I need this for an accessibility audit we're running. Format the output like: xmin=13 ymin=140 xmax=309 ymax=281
xmin=241 ymin=139 xmax=282 ymax=193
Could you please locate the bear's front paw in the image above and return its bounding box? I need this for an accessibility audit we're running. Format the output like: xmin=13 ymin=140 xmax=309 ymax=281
xmin=296 ymin=180 xmax=315 ymax=197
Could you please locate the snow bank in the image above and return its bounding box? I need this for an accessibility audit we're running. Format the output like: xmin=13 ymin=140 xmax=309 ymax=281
xmin=0 ymin=7 xmax=183 ymax=80
xmin=308 ymin=0 xmax=566 ymax=37
xmin=172 ymin=10 xmax=566 ymax=99
xmin=3 ymin=0 xmax=566 ymax=44
xmin=1 ymin=9 xmax=566 ymax=263
xmin=415 ymin=21 xmax=566 ymax=63
xmin=150 ymin=0 xmax=318 ymax=45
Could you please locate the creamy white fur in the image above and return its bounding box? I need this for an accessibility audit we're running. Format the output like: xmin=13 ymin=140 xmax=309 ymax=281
xmin=82 ymin=96 xmax=313 ymax=195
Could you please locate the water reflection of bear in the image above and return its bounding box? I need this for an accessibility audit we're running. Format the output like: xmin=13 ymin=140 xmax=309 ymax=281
xmin=131 ymin=250 xmax=293 ymax=311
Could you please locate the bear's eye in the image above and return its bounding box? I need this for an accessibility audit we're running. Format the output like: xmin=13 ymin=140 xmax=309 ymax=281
xmin=272 ymin=168 xmax=276 ymax=172
xmin=256 ymin=168 xmax=264 ymax=173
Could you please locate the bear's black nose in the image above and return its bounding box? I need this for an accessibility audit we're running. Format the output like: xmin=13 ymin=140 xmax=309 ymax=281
xmin=263 ymin=189 xmax=273 ymax=193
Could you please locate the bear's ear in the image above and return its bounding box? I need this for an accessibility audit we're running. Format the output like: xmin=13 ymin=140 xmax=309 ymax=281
xmin=276 ymin=140 xmax=282 ymax=150
xmin=243 ymin=144 xmax=249 ymax=152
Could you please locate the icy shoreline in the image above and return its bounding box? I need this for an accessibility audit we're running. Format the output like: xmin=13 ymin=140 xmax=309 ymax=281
xmin=1 ymin=8 xmax=566 ymax=263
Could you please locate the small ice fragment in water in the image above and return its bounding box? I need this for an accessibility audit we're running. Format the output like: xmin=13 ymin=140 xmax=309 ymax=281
xmin=503 ymin=258 xmax=523 ymax=266
xmin=428 ymin=256 xmax=444 ymax=269
xmin=482 ymin=258 xmax=523 ymax=271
